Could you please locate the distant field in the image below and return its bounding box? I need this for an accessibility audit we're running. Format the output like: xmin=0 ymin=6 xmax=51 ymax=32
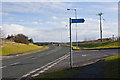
xmin=104 ymin=54 xmax=120 ymax=78
xmin=61 ymin=40 xmax=120 ymax=49
xmin=77 ymin=40 xmax=120 ymax=49
xmin=60 ymin=44 xmax=80 ymax=50
xmin=1 ymin=40 xmax=49 ymax=56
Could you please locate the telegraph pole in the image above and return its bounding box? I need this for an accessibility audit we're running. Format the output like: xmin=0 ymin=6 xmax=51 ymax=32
xmin=61 ymin=32 xmax=62 ymax=43
xmin=67 ymin=9 xmax=78 ymax=47
xmin=97 ymin=13 xmax=103 ymax=42
xmin=75 ymin=9 xmax=78 ymax=47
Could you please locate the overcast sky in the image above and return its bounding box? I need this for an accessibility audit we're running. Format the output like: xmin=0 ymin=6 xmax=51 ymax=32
xmin=1 ymin=1 xmax=119 ymax=42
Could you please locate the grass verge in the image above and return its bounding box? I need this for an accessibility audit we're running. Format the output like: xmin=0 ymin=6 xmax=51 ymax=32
xmin=78 ymin=40 xmax=120 ymax=49
xmin=30 ymin=69 xmax=79 ymax=79
xmin=1 ymin=44 xmax=49 ymax=56
xmin=104 ymin=54 xmax=120 ymax=78
xmin=61 ymin=41 xmax=120 ymax=50
xmin=72 ymin=46 xmax=80 ymax=50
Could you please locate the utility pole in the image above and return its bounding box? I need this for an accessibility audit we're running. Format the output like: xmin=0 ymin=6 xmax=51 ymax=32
xmin=74 ymin=9 xmax=78 ymax=47
xmin=97 ymin=12 xmax=103 ymax=42
xmin=61 ymin=32 xmax=62 ymax=44
xmin=67 ymin=9 xmax=78 ymax=47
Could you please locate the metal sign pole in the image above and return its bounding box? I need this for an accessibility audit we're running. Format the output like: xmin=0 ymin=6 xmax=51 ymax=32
xmin=69 ymin=18 xmax=72 ymax=69
xmin=69 ymin=18 xmax=85 ymax=69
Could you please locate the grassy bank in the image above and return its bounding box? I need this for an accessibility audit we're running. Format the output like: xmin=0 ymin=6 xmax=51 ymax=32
xmin=61 ymin=40 xmax=120 ymax=50
xmin=30 ymin=69 xmax=79 ymax=79
xmin=77 ymin=40 xmax=120 ymax=49
xmin=61 ymin=44 xmax=80 ymax=50
xmin=104 ymin=54 xmax=120 ymax=78
xmin=1 ymin=40 xmax=49 ymax=56
xmin=2 ymin=44 xmax=48 ymax=56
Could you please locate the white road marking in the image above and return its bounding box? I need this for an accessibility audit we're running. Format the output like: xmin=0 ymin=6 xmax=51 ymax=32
xmin=32 ymin=55 xmax=67 ymax=77
xmin=17 ymin=53 xmax=69 ymax=80
xmin=0 ymin=66 xmax=6 ymax=69
xmin=31 ymin=57 xmax=36 ymax=59
xmin=10 ymin=62 xmax=20 ymax=66
xmin=82 ymin=55 xmax=86 ymax=56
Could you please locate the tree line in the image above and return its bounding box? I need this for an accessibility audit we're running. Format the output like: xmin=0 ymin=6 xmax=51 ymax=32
xmin=7 ymin=34 xmax=34 ymax=45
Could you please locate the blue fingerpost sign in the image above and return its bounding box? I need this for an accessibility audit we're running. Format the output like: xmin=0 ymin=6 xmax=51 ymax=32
xmin=72 ymin=19 xmax=85 ymax=23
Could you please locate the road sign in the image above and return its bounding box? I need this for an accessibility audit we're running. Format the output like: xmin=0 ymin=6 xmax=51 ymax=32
xmin=72 ymin=19 xmax=85 ymax=23
xmin=69 ymin=18 xmax=85 ymax=69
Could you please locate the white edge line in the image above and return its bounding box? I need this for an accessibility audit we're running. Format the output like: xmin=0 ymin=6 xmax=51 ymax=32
xmin=31 ymin=55 xmax=68 ymax=77
xmin=17 ymin=54 xmax=69 ymax=80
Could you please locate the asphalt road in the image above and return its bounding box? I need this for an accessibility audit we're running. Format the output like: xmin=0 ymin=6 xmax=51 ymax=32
xmin=1 ymin=45 xmax=119 ymax=79
xmin=45 ymin=48 xmax=119 ymax=72
xmin=73 ymin=49 xmax=119 ymax=66
xmin=2 ymin=45 xmax=69 ymax=79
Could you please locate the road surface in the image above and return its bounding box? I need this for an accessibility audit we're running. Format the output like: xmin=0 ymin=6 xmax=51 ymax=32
xmin=1 ymin=45 xmax=119 ymax=79
xmin=2 ymin=45 xmax=69 ymax=79
xmin=45 ymin=48 xmax=119 ymax=73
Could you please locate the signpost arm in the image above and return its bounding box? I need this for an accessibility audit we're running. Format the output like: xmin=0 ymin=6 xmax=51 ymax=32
xmin=69 ymin=18 xmax=72 ymax=69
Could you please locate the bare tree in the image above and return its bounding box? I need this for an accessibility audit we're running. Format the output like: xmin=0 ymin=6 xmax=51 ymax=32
xmin=0 ymin=28 xmax=5 ymax=39
xmin=0 ymin=28 xmax=3 ymax=47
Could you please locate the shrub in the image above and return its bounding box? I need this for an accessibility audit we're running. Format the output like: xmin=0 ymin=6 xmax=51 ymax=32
xmin=13 ymin=34 xmax=29 ymax=44
xmin=28 ymin=38 xmax=34 ymax=43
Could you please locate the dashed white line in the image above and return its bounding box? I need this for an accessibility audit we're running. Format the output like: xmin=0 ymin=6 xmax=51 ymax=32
xmin=31 ymin=57 xmax=36 ymax=59
xmin=10 ymin=62 xmax=20 ymax=66
xmin=82 ymin=55 xmax=87 ymax=56
xmin=0 ymin=66 xmax=6 ymax=69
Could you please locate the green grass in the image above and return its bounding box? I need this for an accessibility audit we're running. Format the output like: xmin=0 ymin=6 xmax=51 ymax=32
xmin=30 ymin=69 xmax=79 ymax=79
xmin=72 ymin=46 xmax=80 ymax=50
xmin=1 ymin=44 xmax=48 ymax=56
xmin=77 ymin=40 xmax=120 ymax=49
xmin=61 ymin=40 xmax=120 ymax=49
xmin=104 ymin=54 xmax=120 ymax=78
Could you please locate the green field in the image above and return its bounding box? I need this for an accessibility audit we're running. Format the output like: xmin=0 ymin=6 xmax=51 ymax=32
xmin=104 ymin=54 xmax=120 ymax=78
xmin=77 ymin=40 xmax=120 ymax=49
xmin=62 ymin=40 xmax=120 ymax=50
xmin=1 ymin=44 xmax=48 ymax=56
